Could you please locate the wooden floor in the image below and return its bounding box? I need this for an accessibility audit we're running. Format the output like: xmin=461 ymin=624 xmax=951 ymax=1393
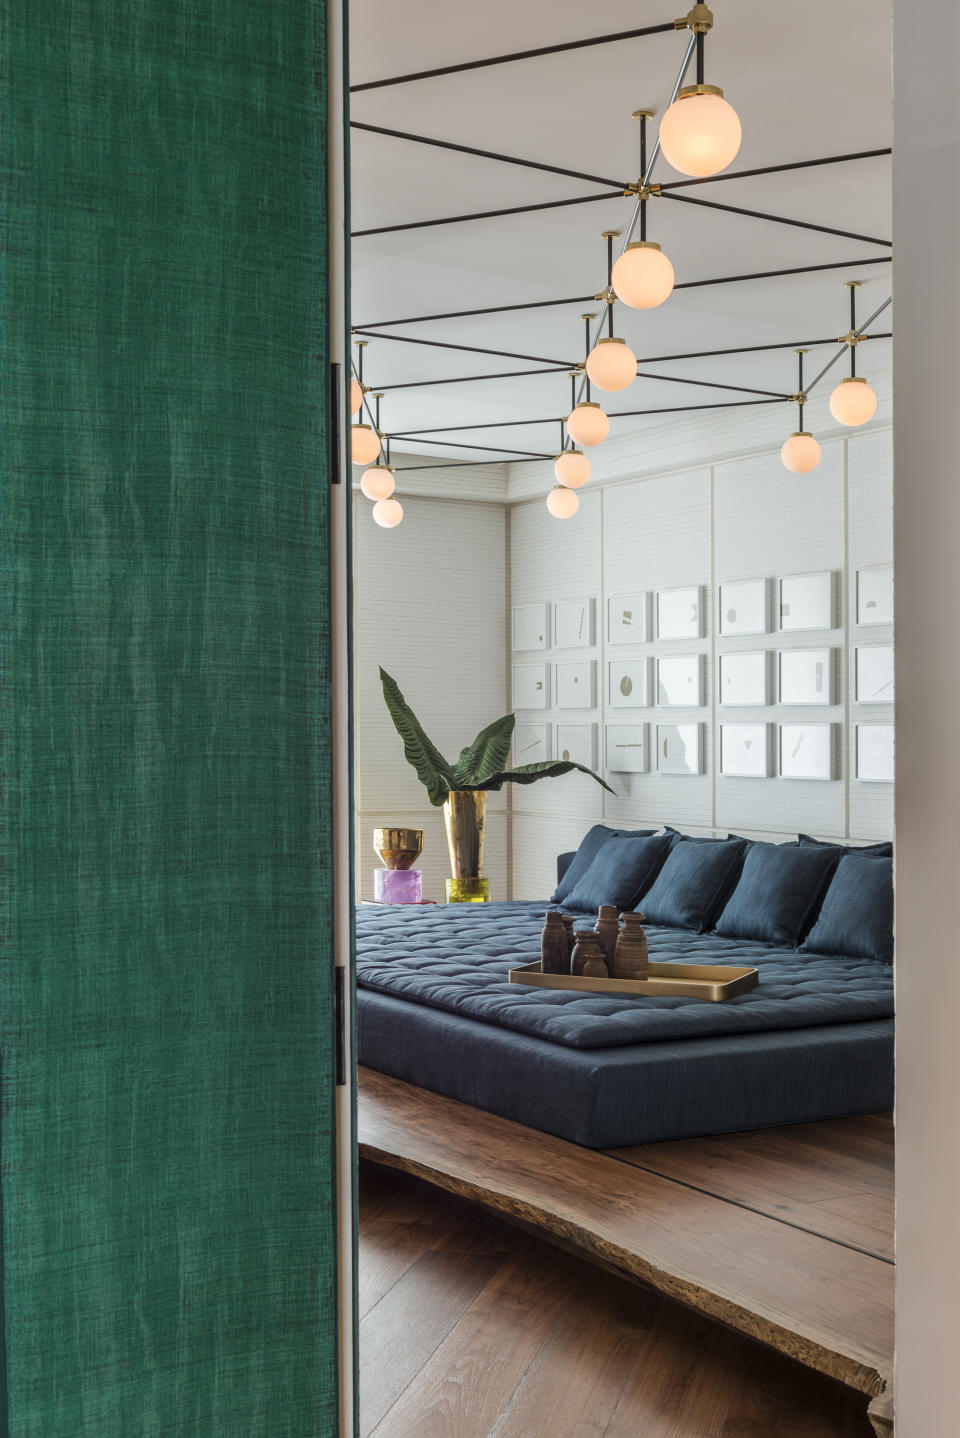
xmin=358 ymin=1067 xmax=894 ymax=1433
xmin=360 ymin=1159 xmax=876 ymax=1437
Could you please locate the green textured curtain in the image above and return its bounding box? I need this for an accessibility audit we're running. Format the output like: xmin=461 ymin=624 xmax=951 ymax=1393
xmin=0 ymin=1 xmax=339 ymax=1434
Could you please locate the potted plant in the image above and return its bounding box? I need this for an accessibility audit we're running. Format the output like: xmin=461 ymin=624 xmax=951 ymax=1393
xmin=379 ymin=668 xmax=613 ymax=899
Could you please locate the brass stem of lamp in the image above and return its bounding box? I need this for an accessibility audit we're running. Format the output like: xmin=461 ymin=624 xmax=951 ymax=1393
xmin=442 ymin=790 xmax=487 ymax=878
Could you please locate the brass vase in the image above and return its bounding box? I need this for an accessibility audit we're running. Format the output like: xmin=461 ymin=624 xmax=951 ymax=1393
xmin=442 ymin=790 xmax=489 ymax=902
xmin=373 ymin=827 xmax=424 ymax=871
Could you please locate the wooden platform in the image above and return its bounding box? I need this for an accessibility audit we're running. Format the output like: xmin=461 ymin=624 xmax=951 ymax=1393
xmin=358 ymin=1067 xmax=894 ymax=1431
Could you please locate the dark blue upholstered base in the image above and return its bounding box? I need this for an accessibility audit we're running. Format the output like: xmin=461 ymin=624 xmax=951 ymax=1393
xmin=357 ymin=989 xmax=894 ymax=1148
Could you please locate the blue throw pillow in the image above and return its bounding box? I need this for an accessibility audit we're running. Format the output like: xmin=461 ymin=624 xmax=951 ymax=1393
xmin=550 ymin=823 xmax=656 ymax=903
xmin=798 ymin=833 xmax=893 ymax=858
xmin=714 ymin=841 xmax=840 ymax=947
xmin=637 ymin=837 xmax=748 ymax=932
xmin=564 ymin=832 xmax=675 ymax=913
xmin=801 ymin=855 xmax=894 ymax=963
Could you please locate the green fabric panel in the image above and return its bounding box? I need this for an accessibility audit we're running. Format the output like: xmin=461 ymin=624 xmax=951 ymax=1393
xmin=0 ymin=2 xmax=337 ymax=1434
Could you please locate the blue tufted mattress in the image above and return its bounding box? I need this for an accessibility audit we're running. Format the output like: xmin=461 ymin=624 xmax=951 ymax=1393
xmin=355 ymin=901 xmax=894 ymax=1147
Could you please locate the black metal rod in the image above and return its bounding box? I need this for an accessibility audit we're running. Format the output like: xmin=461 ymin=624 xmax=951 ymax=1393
xmin=804 ymin=295 xmax=892 ymax=392
xmin=352 ymin=189 xmax=623 ymax=239
xmin=394 ymin=435 xmax=556 ymax=458
xmin=350 ymin=121 xmax=626 ymax=190
xmin=660 ymin=147 xmax=891 ymax=191
xmin=850 ymin=285 xmax=857 ymax=377
xmin=634 ymin=331 xmax=891 ymax=366
xmin=636 ymin=371 xmax=788 ymax=398
xmin=797 ymin=351 xmax=805 ymax=431
xmin=354 ymin=256 xmax=892 ymax=330
xmin=350 ymin=22 xmax=677 ymax=93
xmin=392 ymin=458 xmax=546 ymax=472
xmin=696 ymin=30 xmax=704 ymax=84
xmin=352 ymin=328 xmax=574 ymax=368
xmin=389 ymin=397 xmax=783 ymax=440
xmin=376 ymin=365 xmax=571 ymax=393
xmin=660 ymin=189 xmax=893 ymax=248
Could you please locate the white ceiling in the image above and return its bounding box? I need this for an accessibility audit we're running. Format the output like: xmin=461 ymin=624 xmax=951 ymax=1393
xmin=349 ymin=0 xmax=892 ymax=466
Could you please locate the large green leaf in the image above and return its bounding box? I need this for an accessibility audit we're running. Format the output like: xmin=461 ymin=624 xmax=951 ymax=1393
xmin=379 ymin=668 xmax=455 ymax=806
xmin=452 ymin=712 xmax=516 ymax=788
xmin=478 ymin=759 xmax=615 ymax=795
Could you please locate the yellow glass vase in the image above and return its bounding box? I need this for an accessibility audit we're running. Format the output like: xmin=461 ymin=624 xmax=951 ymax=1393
xmin=442 ymin=790 xmax=489 ymax=903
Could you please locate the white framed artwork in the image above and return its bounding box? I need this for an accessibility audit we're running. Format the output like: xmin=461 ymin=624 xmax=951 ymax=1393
xmin=553 ymin=597 xmax=595 ymax=649
xmin=779 ymin=648 xmax=835 ymax=706
xmin=607 ymin=593 xmax=650 ymax=644
xmin=608 ymin=656 xmax=652 ymax=708
xmin=554 ymin=660 xmax=595 ymax=709
xmin=657 ymin=585 xmax=705 ymax=640
xmin=720 ymin=723 xmax=774 ymax=778
xmin=856 ymin=566 xmax=894 ymax=626
xmin=512 ymin=663 xmax=548 ymax=710
xmin=779 ymin=571 xmax=835 ymax=632
xmin=657 ymin=723 xmax=705 ymax=776
xmin=605 ymin=723 xmax=650 ymax=774
xmin=556 ymin=722 xmax=596 ymax=770
xmin=780 ymin=723 xmax=836 ymax=781
xmin=718 ymin=650 xmax=770 ymax=706
xmin=513 ymin=724 xmax=550 ymax=765
xmin=856 ymin=724 xmax=895 ymax=783
xmin=657 ymin=654 xmax=705 ymax=707
xmin=856 ymin=645 xmax=895 ymax=704
xmin=718 ymin=578 xmax=770 ymax=636
xmin=512 ymin=604 xmax=548 ymax=652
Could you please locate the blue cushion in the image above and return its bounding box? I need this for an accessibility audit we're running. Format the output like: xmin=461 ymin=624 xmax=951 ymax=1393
xmin=799 ymin=833 xmax=893 ymax=858
xmin=564 ymin=832 xmax=675 ymax=912
xmin=550 ymin=823 xmax=656 ymax=903
xmin=715 ymin=841 xmax=840 ymax=947
xmin=802 ymin=855 xmax=894 ymax=964
xmin=637 ymin=837 xmax=748 ymax=932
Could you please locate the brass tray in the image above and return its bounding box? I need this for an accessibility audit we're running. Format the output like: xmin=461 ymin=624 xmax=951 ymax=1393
xmin=508 ymin=959 xmax=759 ymax=1003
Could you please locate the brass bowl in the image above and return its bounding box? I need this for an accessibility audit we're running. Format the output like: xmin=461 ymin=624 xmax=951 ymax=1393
xmin=373 ymin=827 xmax=424 ymax=871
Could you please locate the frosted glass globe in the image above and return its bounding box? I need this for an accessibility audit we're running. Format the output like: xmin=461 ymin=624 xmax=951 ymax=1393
xmin=612 ymin=242 xmax=675 ymax=309
xmin=780 ymin=431 xmax=822 ymax=474
xmin=659 ymin=87 xmax=742 ymax=178
xmin=351 ymin=423 xmax=381 ymax=466
xmin=360 ymin=464 xmax=395 ymax=501
xmin=585 ymin=337 xmax=637 ymax=393
xmin=829 ymin=377 xmax=878 ymax=427
xmin=349 ymin=375 xmax=363 ymax=416
xmin=554 ymin=449 xmax=591 ymax=488
xmin=546 ymin=486 xmax=580 ymax=519
xmin=566 ymin=402 xmax=609 ymax=447
xmin=372 ymin=497 xmax=403 ymax=528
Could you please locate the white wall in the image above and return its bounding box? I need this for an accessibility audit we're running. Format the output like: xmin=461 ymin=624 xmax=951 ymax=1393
xmin=893 ymin=1 xmax=960 ymax=1429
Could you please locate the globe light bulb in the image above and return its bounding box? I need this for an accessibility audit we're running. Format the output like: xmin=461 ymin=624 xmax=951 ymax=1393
xmin=780 ymin=431 xmax=822 ymax=474
xmin=565 ymin=402 xmax=609 ymax=447
xmin=658 ymin=85 xmax=742 ymax=178
xmin=554 ymin=449 xmax=591 ymax=488
xmin=829 ymin=376 xmax=878 ymax=427
xmin=360 ymin=464 xmax=395 ymax=501
xmin=351 ymin=423 xmax=381 ymax=466
xmin=349 ymin=376 xmax=363 ymax=416
xmin=372 ymin=497 xmax=403 ymax=528
xmin=611 ymin=242 xmax=675 ymax=309
xmin=546 ymin=486 xmax=580 ymax=519
xmin=585 ymin=337 xmax=637 ymax=393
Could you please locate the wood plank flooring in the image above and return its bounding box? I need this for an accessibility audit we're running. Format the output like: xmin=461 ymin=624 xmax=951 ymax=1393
xmin=359 ymin=1159 xmax=876 ymax=1437
xmin=357 ymin=1067 xmax=894 ymax=1410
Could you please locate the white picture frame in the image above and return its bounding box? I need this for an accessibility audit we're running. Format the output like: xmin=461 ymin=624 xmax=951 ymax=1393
xmin=554 ymin=659 xmax=595 ymax=709
xmin=552 ymin=597 xmax=595 ymax=649
xmin=514 ymin=724 xmax=550 ymax=765
xmin=512 ymin=603 xmax=548 ymax=652
xmin=657 ymin=654 xmax=705 ymax=707
xmin=718 ymin=650 xmax=770 ymax=706
xmin=779 ymin=648 xmax=835 ymax=706
xmin=512 ymin=663 xmax=548 ymax=709
xmin=779 ymin=571 xmax=835 ymax=632
xmin=856 ymin=565 xmax=894 ymax=626
xmin=720 ymin=723 xmax=774 ymax=778
xmin=605 ymin=723 xmax=650 ymax=774
xmin=556 ymin=722 xmax=596 ymax=770
xmin=718 ymin=578 xmax=771 ymax=636
xmin=607 ymin=592 xmax=650 ymax=644
xmin=856 ymin=645 xmax=895 ymax=704
xmin=856 ymin=724 xmax=895 ymax=783
xmin=780 ymin=723 xmax=836 ymax=781
xmin=657 ymin=723 xmax=705 ymax=776
xmin=608 ymin=656 xmax=652 ymax=708
xmin=657 ymin=585 xmax=705 ymax=640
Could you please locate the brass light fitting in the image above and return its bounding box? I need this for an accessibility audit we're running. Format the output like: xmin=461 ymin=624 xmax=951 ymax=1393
xmin=675 ymin=2 xmax=714 ymax=31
